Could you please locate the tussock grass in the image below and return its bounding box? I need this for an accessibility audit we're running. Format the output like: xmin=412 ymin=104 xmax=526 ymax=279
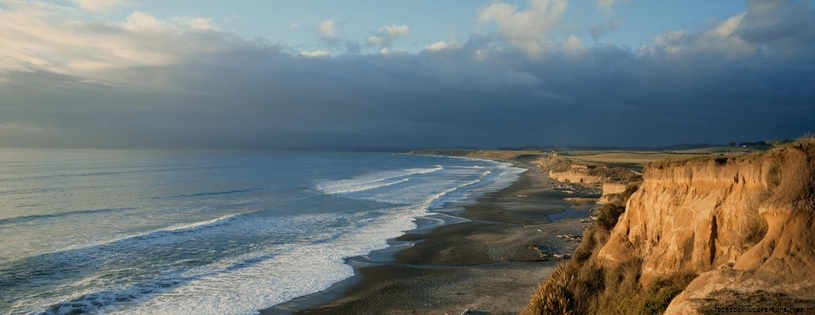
xmin=648 ymin=133 xmax=815 ymax=169
xmin=596 ymin=204 xmax=625 ymax=231
xmin=524 ymin=263 xmax=574 ymax=315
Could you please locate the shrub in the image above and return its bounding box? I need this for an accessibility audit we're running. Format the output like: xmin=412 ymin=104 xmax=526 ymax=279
xmin=573 ymin=227 xmax=597 ymax=263
xmin=597 ymin=204 xmax=625 ymax=231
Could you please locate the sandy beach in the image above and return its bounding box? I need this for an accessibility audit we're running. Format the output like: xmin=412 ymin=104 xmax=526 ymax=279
xmin=261 ymin=158 xmax=600 ymax=315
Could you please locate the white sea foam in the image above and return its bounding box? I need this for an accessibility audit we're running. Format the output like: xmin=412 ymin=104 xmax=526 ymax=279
xmin=112 ymin=208 xmax=423 ymax=315
xmin=55 ymin=213 xmax=240 ymax=253
xmin=314 ymin=166 xmax=442 ymax=195
xmin=320 ymin=178 xmax=410 ymax=194
xmin=22 ymin=213 xmax=344 ymax=315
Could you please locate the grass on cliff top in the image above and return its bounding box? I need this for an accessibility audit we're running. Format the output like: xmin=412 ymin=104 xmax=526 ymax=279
xmin=647 ymin=134 xmax=815 ymax=168
xmin=557 ymin=152 xmax=710 ymax=172
xmin=648 ymin=133 xmax=815 ymax=167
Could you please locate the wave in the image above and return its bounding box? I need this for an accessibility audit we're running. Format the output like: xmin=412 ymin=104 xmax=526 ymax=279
xmin=35 ymin=250 xmax=283 ymax=315
xmin=159 ymin=188 xmax=263 ymax=199
xmin=0 ymin=207 xmax=134 ymax=226
xmin=423 ymin=170 xmax=494 ymax=210
xmin=322 ymin=178 xmax=410 ymax=195
xmin=315 ymin=165 xmax=442 ymax=195
xmin=51 ymin=214 xmax=241 ymax=256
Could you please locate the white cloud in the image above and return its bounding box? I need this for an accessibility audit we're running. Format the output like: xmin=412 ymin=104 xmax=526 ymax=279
xmin=378 ymin=47 xmax=406 ymax=55
xmin=123 ymin=11 xmax=167 ymax=32
xmin=649 ymin=13 xmax=753 ymax=59
xmin=300 ymin=50 xmax=330 ymax=58
xmin=366 ymin=24 xmax=410 ymax=49
xmin=289 ymin=23 xmax=299 ymax=29
xmin=424 ymin=41 xmax=460 ymax=52
xmin=478 ymin=0 xmax=567 ymax=57
xmin=381 ymin=24 xmax=409 ymax=37
xmin=0 ymin=5 xmax=225 ymax=85
xmin=73 ymin=0 xmax=124 ymax=12
xmin=319 ymin=19 xmax=335 ymax=38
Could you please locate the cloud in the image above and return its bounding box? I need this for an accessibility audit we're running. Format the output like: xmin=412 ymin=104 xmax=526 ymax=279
xmin=424 ymin=41 xmax=461 ymax=52
xmin=366 ymin=24 xmax=410 ymax=49
xmin=300 ymin=50 xmax=330 ymax=58
xmin=644 ymin=3 xmax=815 ymax=61
xmin=0 ymin=6 xmax=223 ymax=87
xmin=382 ymin=24 xmax=409 ymax=37
xmin=478 ymin=0 xmax=568 ymax=57
xmin=0 ymin=1 xmax=813 ymax=150
xmin=319 ymin=19 xmax=335 ymax=38
xmin=73 ymin=0 xmax=124 ymax=12
xmin=123 ymin=11 xmax=167 ymax=32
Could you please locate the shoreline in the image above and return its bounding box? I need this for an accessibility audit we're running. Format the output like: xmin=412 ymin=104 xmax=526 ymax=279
xmin=261 ymin=158 xmax=600 ymax=315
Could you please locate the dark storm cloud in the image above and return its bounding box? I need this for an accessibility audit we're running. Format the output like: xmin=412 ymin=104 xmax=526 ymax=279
xmin=1 ymin=1 xmax=814 ymax=150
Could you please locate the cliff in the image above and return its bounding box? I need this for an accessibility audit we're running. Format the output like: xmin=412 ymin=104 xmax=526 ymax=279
xmin=597 ymin=142 xmax=815 ymax=313
xmin=540 ymin=155 xmax=641 ymax=203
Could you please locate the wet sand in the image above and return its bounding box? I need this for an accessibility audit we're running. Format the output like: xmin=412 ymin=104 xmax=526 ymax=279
xmin=261 ymin=159 xmax=599 ymax=315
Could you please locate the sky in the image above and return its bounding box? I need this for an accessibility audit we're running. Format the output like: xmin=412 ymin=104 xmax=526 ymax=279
xmin=1 ymin=0 xmax=814 ymax=150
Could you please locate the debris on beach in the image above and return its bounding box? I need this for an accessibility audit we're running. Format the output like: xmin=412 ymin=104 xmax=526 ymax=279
xmin=553 ymin=253 xmax=571 ymax=259
xmin=461 ymin=308 xmax=471 ymax=315
xmin=526 ymin=244 xmax=549 ymax=259
xmin=557 ymin=234 xmax=582 ymax=243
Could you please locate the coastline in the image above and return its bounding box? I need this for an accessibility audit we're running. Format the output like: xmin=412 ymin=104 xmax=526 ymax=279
xmin=261 ymin=157 xmax=601 ymax=315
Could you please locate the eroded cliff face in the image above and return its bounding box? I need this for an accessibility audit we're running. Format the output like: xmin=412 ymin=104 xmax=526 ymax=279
xmin=595 ymin=143 xmax=815 ymax=313
xmin=542 ymin=157 xmax=641 ymax=202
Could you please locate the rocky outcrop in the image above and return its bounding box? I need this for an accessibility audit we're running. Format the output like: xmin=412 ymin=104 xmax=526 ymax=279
xmin=541 ymin=156 xmax=641 ymax=203
xmin=601 ymin=183 xmax=627 ymax=195
xmin=595 ymin=142 xmax=815 ymax=313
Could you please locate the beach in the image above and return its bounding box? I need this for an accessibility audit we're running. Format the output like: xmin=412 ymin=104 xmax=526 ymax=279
xmin=262 ymin=157 xmax=600 ymax=315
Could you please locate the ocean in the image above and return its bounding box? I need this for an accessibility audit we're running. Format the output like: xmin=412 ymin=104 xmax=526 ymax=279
xmin=0 ymin=149 xmax=523 ymax=315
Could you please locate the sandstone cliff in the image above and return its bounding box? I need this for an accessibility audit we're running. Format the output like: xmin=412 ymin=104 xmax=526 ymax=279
xmin=540 ymin=155 xmax=641 ymax=203
xmin=596 ymin=142 xmax=815 ymax=313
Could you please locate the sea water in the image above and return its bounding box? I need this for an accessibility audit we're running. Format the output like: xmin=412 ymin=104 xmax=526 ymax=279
xmin=0 ymin=149 xmax=523 ymax=315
